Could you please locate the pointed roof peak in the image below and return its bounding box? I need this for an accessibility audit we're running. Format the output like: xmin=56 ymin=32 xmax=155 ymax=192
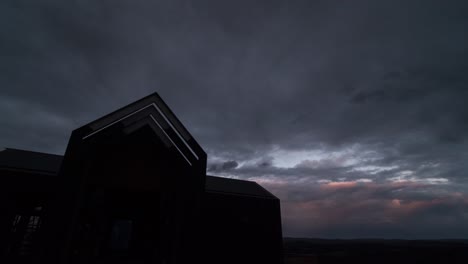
xmin=76 ymin=92 xmax=206 ymax=166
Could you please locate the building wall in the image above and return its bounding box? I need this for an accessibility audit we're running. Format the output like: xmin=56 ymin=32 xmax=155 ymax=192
xmin=0 ymin=168 xmax=284 ymax=264
xmin=202 ymin=191 xmax=284 ymax=264
xmin=44 ymin=124 xmax=204 ymax=264
xmin=0 ymin=170 xmax=58 ymax=264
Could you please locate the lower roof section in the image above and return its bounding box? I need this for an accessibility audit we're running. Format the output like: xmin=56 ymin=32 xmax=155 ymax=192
xmin=0 ymin=148 xmax=62 ymax=174
xmin=205 ymin=175 xmax=277 ymax=199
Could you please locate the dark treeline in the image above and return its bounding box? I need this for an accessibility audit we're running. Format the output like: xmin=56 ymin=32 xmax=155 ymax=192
xmin=283 ymin=238 xmax=468 ymax=264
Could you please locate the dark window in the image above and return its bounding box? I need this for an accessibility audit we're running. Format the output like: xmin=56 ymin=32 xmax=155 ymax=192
xmin=19 ymin=215 xmax=42 ymax=256
xmin=10 ymin=214 xmax=22 ymax=233
xmin=8 ymin=206 xmax=44 ymax=256
xmin=109 ymin=219 xmax=133 ymax=251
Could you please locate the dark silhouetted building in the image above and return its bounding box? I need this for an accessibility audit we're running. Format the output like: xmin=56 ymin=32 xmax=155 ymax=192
xmin=0 ymin=93 xmax=283 ymax=264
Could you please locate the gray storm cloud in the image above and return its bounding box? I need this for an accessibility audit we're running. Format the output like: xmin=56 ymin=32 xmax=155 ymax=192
xmin=1 ymin=0 xmax=468 ymax=238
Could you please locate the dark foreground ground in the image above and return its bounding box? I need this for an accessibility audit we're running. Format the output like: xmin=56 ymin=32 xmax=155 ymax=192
xmin=283 ymin=238 xmax=468 ymax=264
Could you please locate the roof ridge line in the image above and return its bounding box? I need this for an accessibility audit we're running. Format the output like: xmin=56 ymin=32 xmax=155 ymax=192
xmin=3 ymin=148 xmax=63 ymax=157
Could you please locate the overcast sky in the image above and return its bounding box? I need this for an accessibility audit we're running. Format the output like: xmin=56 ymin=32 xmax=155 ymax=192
xmin=1 ymin=0 xmax=468 ymax=239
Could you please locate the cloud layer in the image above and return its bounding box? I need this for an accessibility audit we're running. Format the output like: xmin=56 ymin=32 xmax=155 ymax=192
xmin=1 ymin=0 xmax=468 ymax=238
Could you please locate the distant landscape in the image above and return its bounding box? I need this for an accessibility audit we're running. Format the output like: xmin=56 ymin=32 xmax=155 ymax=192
xmin=283 ymin=238 xmax=468 ymax=264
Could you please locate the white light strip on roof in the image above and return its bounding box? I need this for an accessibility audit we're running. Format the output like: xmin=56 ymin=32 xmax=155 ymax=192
xmin=83 ymin=104 xmax=154 ymax=140
xmin=150 ymin=103 xmax=199 ymax=160
xmin=154 ymin=98 xmax=192 ymax=141
xmin=82 ymin=103 xmax=199 ymax=160
xmin=148 ymin=114 xmax=192 ymax=166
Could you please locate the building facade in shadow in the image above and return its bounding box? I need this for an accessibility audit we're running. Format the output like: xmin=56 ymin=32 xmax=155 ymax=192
xmin=0 ymin=92 xmax=283 ymax=264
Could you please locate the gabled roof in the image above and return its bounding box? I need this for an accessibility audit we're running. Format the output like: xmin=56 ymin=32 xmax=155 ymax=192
xmin=205 ymin=175 xmax=277 ymax=199
xmin=0 ymin=149 xmax=277 ymax=199
xmin=0 ymin=148 xmax=62 ymax=174
xmin=78 ymin=92 xmax=206 ymax=167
